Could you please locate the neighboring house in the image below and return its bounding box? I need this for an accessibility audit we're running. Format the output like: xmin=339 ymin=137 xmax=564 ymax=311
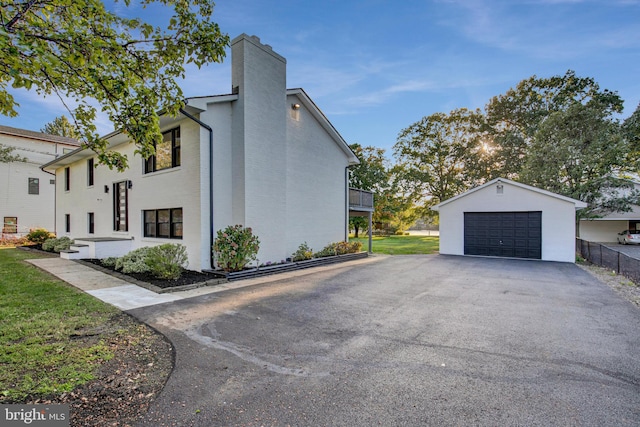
xmin=41 ymin=34 xmax=359 ymax=271
xmin=579 ymin=182 xmax=640 ymax=242
xmin=432 ymin=178 xmax=587 ymax=263
xmin=0 ymin=125 xmax=79 ymax=236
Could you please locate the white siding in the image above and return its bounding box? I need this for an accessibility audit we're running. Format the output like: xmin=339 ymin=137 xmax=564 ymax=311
xmin=55 ymin=119 xmax=204 ymax=270
xmin=285 ymin=94 xmax=349 ymax=258
xmin=0 ymin=134 xmax=75 ymax=235
xmin=438 ymin=181 xmax=578 ymax=263
xmin=580 ymin=220 xmax=627 ymax=242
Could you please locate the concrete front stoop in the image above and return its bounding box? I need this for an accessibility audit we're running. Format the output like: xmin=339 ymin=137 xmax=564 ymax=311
xmin=59 ymin=237 xmax=133 ymax=261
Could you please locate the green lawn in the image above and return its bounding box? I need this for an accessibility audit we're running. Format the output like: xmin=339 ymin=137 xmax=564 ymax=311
xmin=352 ymin=235 xmax=439 ymax=255
xmin=0 ymin=248 xmax=120 ymax=401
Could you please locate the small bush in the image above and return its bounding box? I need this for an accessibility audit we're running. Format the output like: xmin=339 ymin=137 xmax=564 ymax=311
xmin=0 ymin=235 xmax=29 ymax=247
xmin=314 ymin=243 xmax=337 ymax=258
xmin=115 ymin=247 xmax=152 ymax=274
xmin=395 ymin=230 xmax=405 ymax=235
xmin=314 ymin=241 xmax=362 ymax=258
xmin=213 ymin=225 xmax=260 ymax=272
xmin=26 ymin=228 xmax=54 ymax=245
xmin=292 ymin=242 xmax=313 ymax=261
xmin=145 ymin=244 xmax=188 ymax=280
xmin=102 ymin=257 xmax=118 ymax=267
xmin=42 ymin=237 xmax=73 ymax=253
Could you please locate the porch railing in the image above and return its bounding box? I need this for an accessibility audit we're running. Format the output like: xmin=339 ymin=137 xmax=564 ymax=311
xmin=349 ymin=188 xmax=374 ymax=211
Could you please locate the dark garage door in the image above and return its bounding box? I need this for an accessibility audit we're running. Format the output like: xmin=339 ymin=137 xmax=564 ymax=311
xmin=464 ymin=212 xmax=541 ymax=259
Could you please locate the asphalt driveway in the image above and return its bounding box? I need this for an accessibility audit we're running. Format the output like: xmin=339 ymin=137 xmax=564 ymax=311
xmin=129 ymin=255 xmax=640 ymax=426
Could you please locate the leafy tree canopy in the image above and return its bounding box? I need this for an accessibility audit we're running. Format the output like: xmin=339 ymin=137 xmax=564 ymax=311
xmin=40 ymin=115 xmax=81 ymax=139
xmin=623 ymin=102 xmax=640 ymax=169
xmin=1 ymin=0 xmax=229 ymax=170
xmin=393 ymin=108 xmax=485 ymax=212
xmin=348 ymin=143 xmax=391 ymax=236
xmin=521 ymin=102 xmax=636 ymax=222
xmin=485 ymin=70 xmax=624 ymax=177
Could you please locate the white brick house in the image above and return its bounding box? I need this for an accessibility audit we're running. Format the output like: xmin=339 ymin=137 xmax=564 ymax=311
xmin=0 ymin=126 xmax=79 ymax=236
xmin=41 ymin=34 xmax=359 ymax=271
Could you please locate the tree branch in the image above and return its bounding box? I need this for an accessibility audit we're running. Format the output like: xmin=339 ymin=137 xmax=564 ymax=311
xmin=4 ymin=0 xmax=40 ymax=30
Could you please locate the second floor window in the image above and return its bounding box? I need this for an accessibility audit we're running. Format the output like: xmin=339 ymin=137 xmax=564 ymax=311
xmin=64 ymin=167 xmax=70 ymax=191
xmin=144 ymin=127 xmax=181 ymax=173
xmin=87 ymin=158 xmax=94 ymax=186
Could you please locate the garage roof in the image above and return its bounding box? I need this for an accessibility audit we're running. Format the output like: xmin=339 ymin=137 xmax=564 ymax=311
xmin=431 ymin=177 xmax=588 ymax=211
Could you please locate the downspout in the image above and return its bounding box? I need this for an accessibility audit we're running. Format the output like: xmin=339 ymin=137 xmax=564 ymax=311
xmin=40 ymin=166 xmax=57 ymax=235
xmin=179 ymin=107 xmax=215 ymax=270
xmin=345 ymin=166 xmax=349 ymax=242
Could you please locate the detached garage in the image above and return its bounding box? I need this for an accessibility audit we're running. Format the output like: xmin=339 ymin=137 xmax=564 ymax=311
xmin=432 ymin=178 xmax=587 ymax=263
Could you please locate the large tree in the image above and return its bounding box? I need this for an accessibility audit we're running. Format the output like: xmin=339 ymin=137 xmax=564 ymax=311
xmin=521 ymin=102 xmax=637 ymax=233
xmin=40 ymin=115 xmax=81 ymax=139
xmin=348 ymin=143 xmax=390 ymax=237
xmin=393 ymin=108 xmax=485 ymax=214
xmin=1 ymin=0 xmax=229 ymax=170
xmin=622 ymin=102 xmax=640 ymax=171
xmin=485 ymin=70 xmax=624 ymax=178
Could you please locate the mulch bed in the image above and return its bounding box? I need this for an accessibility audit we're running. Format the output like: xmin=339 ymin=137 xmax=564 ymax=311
xmin=81 ymin=259 xmax=226 ymax=289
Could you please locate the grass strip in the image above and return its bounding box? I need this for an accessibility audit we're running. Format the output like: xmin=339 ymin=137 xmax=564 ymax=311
xmin=352 ymin=235 xmax=439 ymax=255
xmin=0 ymin=248 xmax=119 ymax=401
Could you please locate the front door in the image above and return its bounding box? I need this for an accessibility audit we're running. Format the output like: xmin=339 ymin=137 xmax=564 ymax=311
xmin=113 ymin=181 xmax=129 ymax=232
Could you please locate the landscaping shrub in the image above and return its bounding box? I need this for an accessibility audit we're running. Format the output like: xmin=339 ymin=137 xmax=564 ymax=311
xmin=42 ymin=236 xmax=73 ymax=253
xmin=145 ymin=244 xmax=188 ymax=280
xmin=314 ymin=241 xmax=363 ymax=258
xmin=0 ymin=235 xmax=29 ymax=247
xmin=292 ymin=242 xmax=313 ymax=261
xmin=102 ymin=257 xmax=118 ymax=267
xmin=213 ymin=225 xmax=260 ymax=272
xmin=26 ymin=228 xmax=54 ymax=245
xmin=115 ymin=247 xmax=152 ymax=274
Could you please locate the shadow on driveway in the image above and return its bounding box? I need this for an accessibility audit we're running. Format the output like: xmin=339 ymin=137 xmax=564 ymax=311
xmin=129 ymin=255 xmax=640 ymax=426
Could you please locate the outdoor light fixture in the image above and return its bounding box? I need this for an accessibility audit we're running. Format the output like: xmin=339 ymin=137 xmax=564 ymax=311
xmin=291 ymin=103 xmax=301 ymax=110
xmin=127 ymin=180 xmax=133 ymax=189
xmin=104 ymin=185 xmax=109 ymax=193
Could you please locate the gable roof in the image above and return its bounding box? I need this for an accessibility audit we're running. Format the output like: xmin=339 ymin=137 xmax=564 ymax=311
xmin=0 ymin=124 xmax=80 ymax=147
xmin=431 ymin=177 xmax=588 ymax=210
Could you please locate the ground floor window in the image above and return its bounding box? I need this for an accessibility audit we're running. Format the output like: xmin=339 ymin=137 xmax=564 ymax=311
xmin=65 ymin=214 xmax=70 ymax=233
xmin=3 ymin=217 xmax=17 ymax=233
xmin=143 ymin=208 xmax=182 ymax=239
xmin=88 ymin=212 xmax=95 ymax=234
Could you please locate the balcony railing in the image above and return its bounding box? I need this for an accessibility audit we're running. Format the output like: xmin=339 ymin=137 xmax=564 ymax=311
xmin=349 ymin=188 xmax=374 ymax=211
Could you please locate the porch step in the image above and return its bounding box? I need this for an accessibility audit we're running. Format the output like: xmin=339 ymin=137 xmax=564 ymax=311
xmin=60 ymin=249 xmax=82 ymax=260
xmin=72 ymin=238 xmax=133 ymax=259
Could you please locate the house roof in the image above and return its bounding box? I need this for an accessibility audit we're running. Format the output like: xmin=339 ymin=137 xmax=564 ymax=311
xmin=431 ymin=177 xmax=588 ymax=211
xmin=42 ymin=89 xmax=359 ymax=171
xmin=0 ymin=124 xmax=80 ymax=147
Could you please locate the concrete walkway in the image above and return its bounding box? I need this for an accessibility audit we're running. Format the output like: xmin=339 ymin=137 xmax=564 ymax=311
xmin=26 ymin=257 xmax=381 ymax=311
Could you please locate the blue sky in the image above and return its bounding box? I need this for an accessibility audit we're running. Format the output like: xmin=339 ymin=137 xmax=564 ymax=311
xmin=2 ymin=0 xmax=639 ymax=154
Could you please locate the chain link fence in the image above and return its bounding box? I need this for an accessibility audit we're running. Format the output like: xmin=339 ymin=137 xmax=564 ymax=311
xmin=576 ymin=238 xmax=640 ymax=284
